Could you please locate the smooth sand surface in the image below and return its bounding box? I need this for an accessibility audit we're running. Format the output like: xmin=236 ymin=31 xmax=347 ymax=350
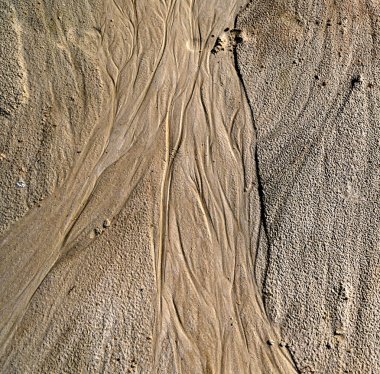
xmin=0 ymin=1 xmax=378 ymax=373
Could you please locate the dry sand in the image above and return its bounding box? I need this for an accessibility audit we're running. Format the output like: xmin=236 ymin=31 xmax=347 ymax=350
xmin=237 ymin=1 xmax=380 ymax=372
xmin=0 ymin=0 xmax=379 ymax=373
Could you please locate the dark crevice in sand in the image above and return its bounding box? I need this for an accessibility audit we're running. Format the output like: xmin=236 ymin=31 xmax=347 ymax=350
xmin=232 ymin=17 xmax=269 ymax=238
xmin=232 ymin=9 xmax=300 ymax=373
xmin=232 ymin=11 xmax=271 ymax=297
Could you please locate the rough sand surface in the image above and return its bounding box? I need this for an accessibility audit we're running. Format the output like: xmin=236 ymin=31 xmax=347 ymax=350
xmin=0 ymin=0 xmax=378 ymax=373
xmin=237 ymin=0 xmax=380 ymax=372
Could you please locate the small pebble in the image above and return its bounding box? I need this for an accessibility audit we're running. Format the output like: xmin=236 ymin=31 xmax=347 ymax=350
xmin=334 ymin=328 xmax=346 ymax=337
xmin=267 ymin=339 xmax=274 ymax=346
xmin=103 ymin=219 xmax=111 ymax=228
xmin=16 ymin=180 xmax=27 ymax=189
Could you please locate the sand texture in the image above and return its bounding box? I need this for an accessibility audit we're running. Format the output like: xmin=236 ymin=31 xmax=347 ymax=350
xmin=0 ymin=0 xmax=379 ymax=373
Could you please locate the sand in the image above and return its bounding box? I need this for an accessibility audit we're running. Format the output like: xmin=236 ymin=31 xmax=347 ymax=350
xmin=0 ymin=0 xmax=378 ymax=373
xmin=237 ymin=0 xmax=380 ymax=372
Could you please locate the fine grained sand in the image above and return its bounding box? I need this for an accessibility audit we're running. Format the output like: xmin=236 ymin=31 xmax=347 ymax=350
xmin=0 ymin=0 xmax=378 ymax=373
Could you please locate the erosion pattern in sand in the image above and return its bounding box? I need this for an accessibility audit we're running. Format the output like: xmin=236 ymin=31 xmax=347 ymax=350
xmin=0 ymin=0 xmax=378 ymax=373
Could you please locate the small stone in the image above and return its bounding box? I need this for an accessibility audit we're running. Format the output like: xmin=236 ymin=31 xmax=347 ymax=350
xmin=267 ymin=339 xmax=274 ymax=346
xmin=16 ymin=180 xmax=27 ymax=189
xmin=279 ymin=341 xmax=287 ymax=347
xmin=326 ymin=342 xmax=333 ymax=349
xmin=0 ymin=153 xmax=6 ymax=161
xmin=335 ymin=328 xmax=345 ymax=336
xmin=94 ymin=227 xmax=102 ymax=236
xmin=103 ymin=219 xmax=111 ymax=228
